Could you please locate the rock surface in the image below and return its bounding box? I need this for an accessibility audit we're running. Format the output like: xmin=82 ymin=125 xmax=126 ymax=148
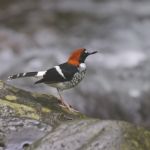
xmin=0 ymin=80 xmax=84 ymax=149
xmin=0 ymin=80 xmax=150 ymax=150
xmin=30 ymin=119 xmax=150 ymax=150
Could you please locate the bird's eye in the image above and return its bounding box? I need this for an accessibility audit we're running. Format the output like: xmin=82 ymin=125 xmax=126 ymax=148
xmin=84 ymin=50 xmax=88 ymax=53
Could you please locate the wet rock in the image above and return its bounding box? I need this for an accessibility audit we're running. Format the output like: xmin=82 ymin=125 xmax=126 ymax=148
xmin=1 ymin=117 xmax=51 ymax=150
xmin=30 ymin=119 xmax=150 ymax=150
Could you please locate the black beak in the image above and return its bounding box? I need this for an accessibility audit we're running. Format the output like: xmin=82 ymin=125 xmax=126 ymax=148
xmin=88 ymin=51 xmax=98 ymax=55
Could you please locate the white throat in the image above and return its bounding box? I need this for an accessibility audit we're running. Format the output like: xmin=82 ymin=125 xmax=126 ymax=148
xmin=79 ymin=63 xmax=86 ymax=72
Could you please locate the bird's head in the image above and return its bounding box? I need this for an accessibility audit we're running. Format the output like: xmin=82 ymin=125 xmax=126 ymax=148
xmin=67 ymin=48 xmax=97 ymax=66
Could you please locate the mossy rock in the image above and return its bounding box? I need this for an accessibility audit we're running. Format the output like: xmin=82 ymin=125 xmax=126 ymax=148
xmin=0 ymin=80 xmax=150 ymax=150
xmin=0 ymin=80 xmax=85 ymax=126
xmin=0 ymin=80 xmax=85 ymax=149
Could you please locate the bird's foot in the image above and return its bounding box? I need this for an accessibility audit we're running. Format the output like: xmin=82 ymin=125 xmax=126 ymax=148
xmin=58 ymin=100 xmax=79 ymax=112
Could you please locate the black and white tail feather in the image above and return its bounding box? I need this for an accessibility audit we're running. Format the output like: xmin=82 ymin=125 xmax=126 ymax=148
xmin=8 ymin=63 xmax=80 ymax=85
xmin=8 ymin=71 xmax=46 ymax=81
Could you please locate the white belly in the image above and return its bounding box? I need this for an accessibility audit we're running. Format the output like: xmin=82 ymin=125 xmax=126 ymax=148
xmin=48 ymin=70 xmax=86 ymax=91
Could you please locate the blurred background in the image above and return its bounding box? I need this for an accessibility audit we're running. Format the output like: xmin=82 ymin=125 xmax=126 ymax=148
xmin=1 ymin=0 xmax=150 ymax=128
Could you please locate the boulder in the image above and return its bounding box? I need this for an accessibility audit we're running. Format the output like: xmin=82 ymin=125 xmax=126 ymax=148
xmin=0 ymin=80 xmax=149 ymax=150
xmin=30 ymin=119 xmax=150 ymax=150
xmin=0 ymin=80 xmax=84 ymax=149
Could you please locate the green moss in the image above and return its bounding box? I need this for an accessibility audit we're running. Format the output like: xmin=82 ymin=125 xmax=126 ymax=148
xmin=0 ymin=99 xmax=40 ymax=120
xmin=0 ymin=80 xmax=86 ymax=125
xmin=42 ymin=107 xmax=51 ymax=113
xmin=5 ymin=95 xmax=17 ymax=101
xmin=121 ymin=124 xmax=150 ymax=150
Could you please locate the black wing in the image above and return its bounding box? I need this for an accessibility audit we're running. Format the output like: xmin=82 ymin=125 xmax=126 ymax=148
xmin=35 ymin=63 xmax=78 ymax=84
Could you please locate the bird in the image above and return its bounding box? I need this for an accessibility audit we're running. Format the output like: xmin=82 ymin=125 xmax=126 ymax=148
xmin=8 ymin=48 xmax=97 ymax=111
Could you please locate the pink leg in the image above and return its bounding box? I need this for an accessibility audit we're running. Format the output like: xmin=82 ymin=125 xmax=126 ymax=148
xmin=57 ymin=89 xmax=71 ymax=108
xmin=56 ymin=89 xmax=78 ymax=112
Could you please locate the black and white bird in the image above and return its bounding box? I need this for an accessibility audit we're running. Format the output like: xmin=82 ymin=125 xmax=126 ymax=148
xmin=8 ymin=48 xmax=97 ymax=111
